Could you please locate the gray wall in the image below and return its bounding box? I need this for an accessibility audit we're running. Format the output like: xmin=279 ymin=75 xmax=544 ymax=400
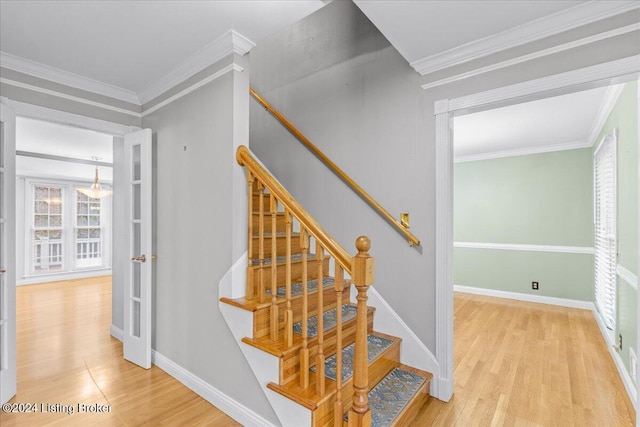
xmin=112 ymin=136 xmax=125 ymax=331
xmin=249 ymin=1 xmax=640 ymax=356
xmin=141 ymin=54 xmax=276 ymax=423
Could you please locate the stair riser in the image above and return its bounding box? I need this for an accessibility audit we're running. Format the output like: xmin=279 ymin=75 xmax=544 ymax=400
xmin=251 ymin=235 xmax=303 ymax=259
xmin=251 ymin=193 xmax=278 ymax=212
xmin=280 ymin=311 xmax=374 ymax=386
xmin=248 ymin=258 xmax=330 ymax=295
xmin=252 ymin=213 xmax=287 ymax=233
xmin=312 ymin=343 xmax=401 ymax=427
xmin=253 ymin=285 xmax=350 ymax=339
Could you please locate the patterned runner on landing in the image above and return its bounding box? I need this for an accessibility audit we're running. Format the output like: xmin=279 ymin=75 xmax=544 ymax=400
xmin=310 ymin=334 xmax=394 ymax=381
xmin=292 ymin=305 xmax=357 ymax=337
xmin=266 ymin=277 xmax=335 ymax=298
xmin=345 ymin=368 xmax=426 ymax=427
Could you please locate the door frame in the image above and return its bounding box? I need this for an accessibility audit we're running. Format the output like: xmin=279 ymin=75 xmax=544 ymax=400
xmin=0 ymin=98 xmax=139 ymax=340
xmin=433 ymin=55 xmax=640 ymax=402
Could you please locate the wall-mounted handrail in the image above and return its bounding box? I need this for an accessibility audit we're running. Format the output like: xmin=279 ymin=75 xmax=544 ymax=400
xmin=237 ymin=145 xmax=352 ymax=271
xmin=250 ymin=88 xmax=420 ymax=247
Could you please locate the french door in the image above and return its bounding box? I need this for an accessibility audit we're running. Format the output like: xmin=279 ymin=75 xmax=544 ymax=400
xmin=0 ymin=103 xmax=16 ymax=404
xmin=123 ymin=129 xmax=153 ymax=368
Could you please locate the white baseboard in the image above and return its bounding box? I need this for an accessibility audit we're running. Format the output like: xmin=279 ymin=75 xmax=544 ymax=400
xmin=592 ymin=308 xmax=638 ymax=410
xmin=18 ymin=269 xmax=112 ymax=286
xmin=152 ymin=350 xmax=278 ymax=427
xmin=110 ymin=325 xmax=123 ymax=341
xmin=454 ymin=285 xmax=594 ymax=310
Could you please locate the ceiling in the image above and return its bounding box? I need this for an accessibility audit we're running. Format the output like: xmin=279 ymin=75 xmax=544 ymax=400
xmin=0 ymin=1 xmax=635 ymax=160
xmin=453 ymin=85 xmax=615 ymax=160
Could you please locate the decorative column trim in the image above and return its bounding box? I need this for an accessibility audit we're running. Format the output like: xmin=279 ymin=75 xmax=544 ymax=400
xmin=434 ymin=102 xmax=454 ymax=401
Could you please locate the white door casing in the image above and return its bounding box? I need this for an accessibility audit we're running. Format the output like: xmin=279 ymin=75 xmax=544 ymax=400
xmin=123 ymin=129 xmax=153 ymax=369
xmin=0 ymin=102 xmax=17 ymax=404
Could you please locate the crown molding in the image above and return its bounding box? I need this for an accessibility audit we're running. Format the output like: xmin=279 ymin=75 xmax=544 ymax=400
xmin=0 ymin=77 xmax=142 ymax=118
xmin=454 ymin=140 xmax=591 ymax=163
xmin=411 ymin=1 xmax=640 ymax=76
xmin=421 ymin=23 xmax=640 ymax=90
xmin=0 ymin=51 xmax=140 ymax=104
xmin=587 ymin=83 xmax=625 ymax=146
xmin=138 ymin=30 xmax=255 ymax=105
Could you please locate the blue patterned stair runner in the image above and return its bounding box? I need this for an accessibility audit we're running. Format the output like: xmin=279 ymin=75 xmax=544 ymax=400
xmin=252 ymin=253 xmax=311 ymax=266
xmin=292 ymin=305 xmax=357 ymax=337
xmin=266 ymin=277 xmax=334 ymax=298
xmin=345 ymin=368 xmax=426 ymax=427
xmin=310 ymin=334 xmax=394 ymax=381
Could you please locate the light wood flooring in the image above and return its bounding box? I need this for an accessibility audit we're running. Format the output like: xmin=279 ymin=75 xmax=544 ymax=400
xmin=1 ymin=279 xmax=635 ymax=426
xmin=0 ymin=276 xmax=240 ymax=427
xmin=413 ymin=292 xmax=636 ymax=426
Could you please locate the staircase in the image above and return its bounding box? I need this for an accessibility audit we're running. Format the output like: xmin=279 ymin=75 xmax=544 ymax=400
xmin=220 ymin=146 xmax=432 ymax=426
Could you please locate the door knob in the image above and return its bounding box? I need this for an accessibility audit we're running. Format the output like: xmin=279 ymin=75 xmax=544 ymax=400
xmin=0 ymin=269 xmax=5 ymax=274
xmin=131 ymin=255 xmax=146 ymax=263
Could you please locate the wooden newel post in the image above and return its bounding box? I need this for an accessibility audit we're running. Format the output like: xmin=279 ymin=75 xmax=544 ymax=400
xmin=348 ymin=236 xmax=374 ymax=427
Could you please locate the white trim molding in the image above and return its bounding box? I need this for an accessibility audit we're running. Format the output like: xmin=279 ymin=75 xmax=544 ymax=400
xmin=454 ymin=241 xmax=595 ymax=255
xmin=141 ymin=63 xmax=244 ymax=117
xmin=421 ymin=23 xmax=640 ymax=90
xmin=0 ymin=51 xmax=140 ymax=104
xmin=0 ymin=77 xmax=142 ymax=118
xmin=592 ymin=307 xmax=638 ymax=410
xmin=110 ymin=325 xmax=124 ymax=341
xmin=447 ymin=55 xmax=640 ymax=113
xmin=434 ymin=104 xmax=454 ymax=402
xmin=588 ymin=84 xmax=625 ymax=146
xmin=617 ymin=264 xmax=638 ymax=290
xmin=412 ymin=1 xmax=640 ymax=75
xmin=139 ymin=30 xmax=254 ymax=104
xmin=454 ymin=285 xmax=594 ymax=310
xmin=454 ymin=140 xmax=591 ymax=163
xmin=152 ymin=350 xmax=277 ymax=427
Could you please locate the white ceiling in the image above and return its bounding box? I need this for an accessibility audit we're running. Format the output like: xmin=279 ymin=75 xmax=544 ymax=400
xmin=17 ymin=117 xmax=114 ymax=163
xmin=1 ymin=1 xmax=635 ymax=160
xmin=0 ymin=1 xmax=325 ymax=95
xmin=453 ymin=85 xmax=614 ymax=159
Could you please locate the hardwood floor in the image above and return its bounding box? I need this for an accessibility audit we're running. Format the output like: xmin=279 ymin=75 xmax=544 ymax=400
xmin=413 ymin=292 xmax=636 ymax=426
xmin=2 ymin=279 xmax=635 ymax=426
xmin=0 ymin=276 xmax=240 ymax=427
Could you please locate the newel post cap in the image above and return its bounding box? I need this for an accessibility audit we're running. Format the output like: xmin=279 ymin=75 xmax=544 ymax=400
xmin=352 ymin=236 xmax=374 ymax=286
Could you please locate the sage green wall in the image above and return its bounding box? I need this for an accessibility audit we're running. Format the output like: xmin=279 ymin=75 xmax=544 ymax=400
xmin=454 ymin=148 xmax=594 ymax=301
xmin=595 ymin=81 xmax=638 ymax=383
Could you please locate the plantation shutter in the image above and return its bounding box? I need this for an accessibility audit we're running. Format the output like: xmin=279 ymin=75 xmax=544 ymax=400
xmin=594 ymin=129 xmax=616 ymax=330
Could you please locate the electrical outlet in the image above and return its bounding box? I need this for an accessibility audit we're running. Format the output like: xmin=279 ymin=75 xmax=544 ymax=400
xmin=532 ymin=281 xmax=539 ymax=290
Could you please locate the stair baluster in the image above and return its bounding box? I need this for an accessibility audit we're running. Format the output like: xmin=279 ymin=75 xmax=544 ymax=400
xmin=334 ymin=264 xmax=344 ymax=426
xmin=246 ymin=173 xmax=254 ymax=301
xmin=300 ymin=228 xmax=310 ymax=389
xmin=348 ymin=236 xmax=374 ymax=427
xmin=315 ymin=243 xmax=326 ymax=397
xmin=284 ymin=210 xmax=293 ymax=348
xmin=270 ymin=194 xmax=279 ymax=341
xmin=258 ymin=183 xmax=266 ymax=303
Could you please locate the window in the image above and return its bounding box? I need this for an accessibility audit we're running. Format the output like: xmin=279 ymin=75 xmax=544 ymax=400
xmin=26 ymin=179 xmax=111 ymax=276
xmin=75 ymin=191 xmax=103 ymax=268
xmin=594 ymin=129 xmax=617 ymax=333
xmin=32 ymin=185 xmax=64 ymax=273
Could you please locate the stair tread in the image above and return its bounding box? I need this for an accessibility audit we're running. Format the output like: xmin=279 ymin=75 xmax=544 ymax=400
xmin=242 ymin=305 xmax=375 ymax=357
xmin=311 ymin=333 xmax=396 ymax=382
xmin=345 ymin=365 xmax=432 ymax=427
xmin=220 ymin=276 xmax=347 ymax=312
xmin=252 ymin=231 xmax=299 ymax=237
xmin=293 ymin=305 xmax=357 ymax=338
xmin=265 ymin=277 xmax=335 ymax=298
xmin=252 ymin=253 xmax=320 ymax=266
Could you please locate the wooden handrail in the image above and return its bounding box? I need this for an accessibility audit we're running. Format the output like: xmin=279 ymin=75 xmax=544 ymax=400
xmin=250 ymin=87 xmax=421 ymax=247
xmin=236 ymin=145 xmax=352 ymax=271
